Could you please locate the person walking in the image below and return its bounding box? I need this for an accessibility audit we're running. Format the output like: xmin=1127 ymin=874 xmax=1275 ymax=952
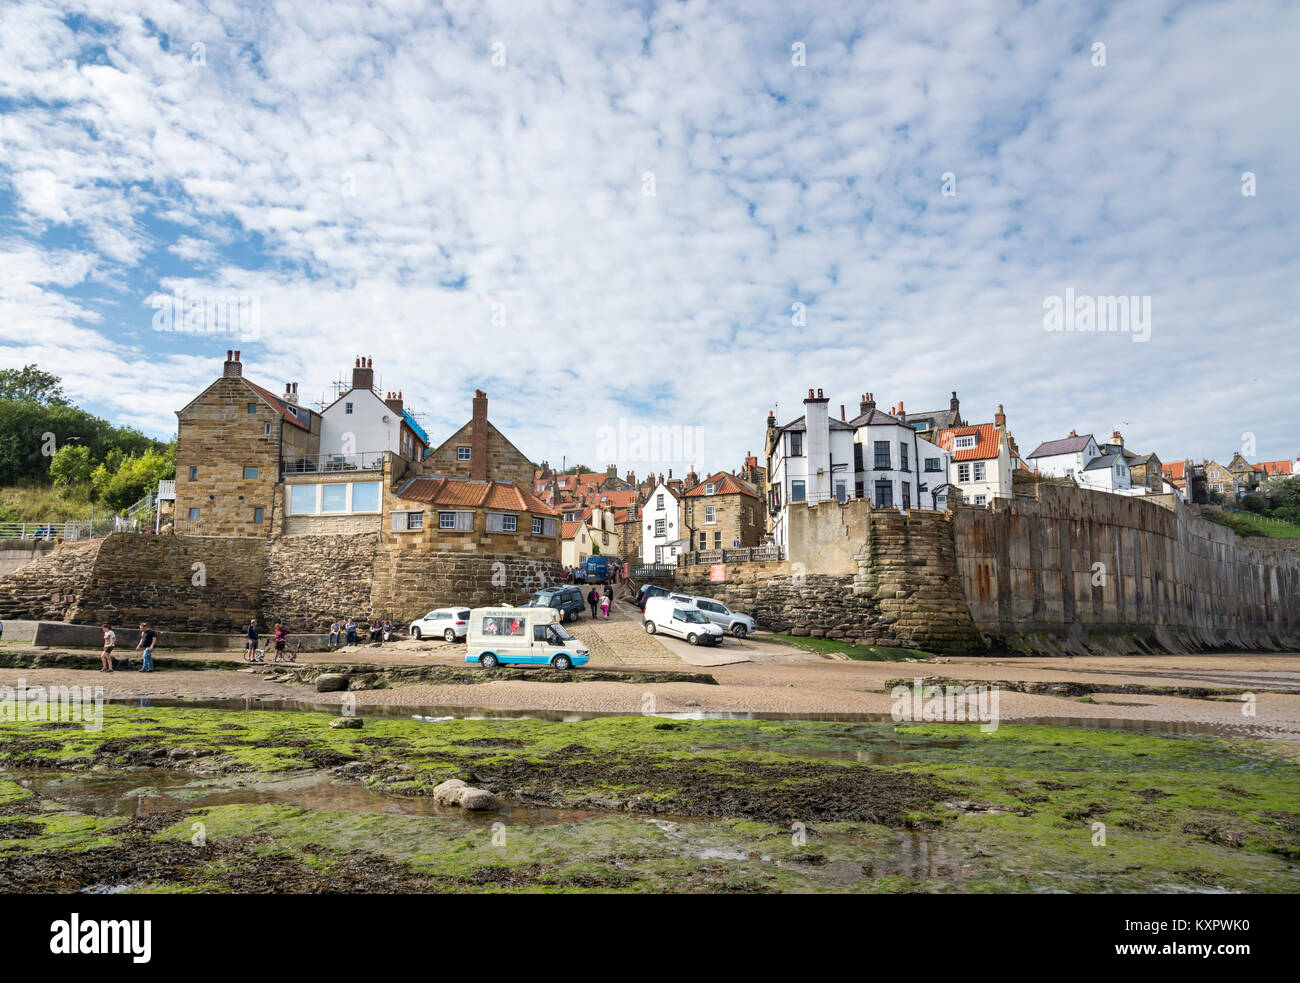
xmin=245 ymin=618 xmax=260 ymax=661
xmin=136 ymin=623 xmax=157 ymax=672
xmin=273 ymin=623 xmax=288 ymax=660
xmin=587 ymin=587 xmax=599 ymax=619
xmin=100 ymin=623 xmax=116 ymax=672
xmin=600 ymin=589 xmax=611 ymax=619
xmin=345 ymin=617 xmax=357 ymax=646
xmin=328 ymin=619 xmax=340 ymax=649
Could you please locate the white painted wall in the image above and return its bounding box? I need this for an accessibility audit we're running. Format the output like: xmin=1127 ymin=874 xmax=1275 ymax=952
xmin=641 ymin=482 xmax=683 ymax=563
xmin=320 ymin=388 xmax=403 ymax=457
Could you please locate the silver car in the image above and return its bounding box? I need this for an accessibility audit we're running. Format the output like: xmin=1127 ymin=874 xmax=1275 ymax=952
xmin=668 ymin=593 xmax=757 ymax=638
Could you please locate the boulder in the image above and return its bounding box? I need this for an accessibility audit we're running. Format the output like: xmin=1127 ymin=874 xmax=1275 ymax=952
xmin=433 ymin=779 xmax=469 ymax=806
xmin=315 ymin=673 xmax=349 ymax=692
xmin=459 ymin=788 xmax=500 ymax=811
xmin=329 ymin=717 xmax=363 ymax=729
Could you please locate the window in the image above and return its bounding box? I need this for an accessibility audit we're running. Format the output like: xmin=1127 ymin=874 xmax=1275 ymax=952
xmin=247 ymin=403 xmax=257 ymax=414
xmin=835 ymin=481 xmax=847 ymax=502
xmin=352 ymin=482 xmax=380 ymax=513
xmin=253 ymin=508 xmax=264 ymax=524
xmin=655 ymin=518 xmax=666 ymax=536
xmin=901 ymin=482 xmax=910 ymax=506
xmin=714 ymin=531 xmax=722 ymax=549
xmin=345 ymin=402 xmax=353 ymax=414
xmin=900 ymin=443 xmax=909 ymax=471
xmin=791 ymin=480 xmax=806 ymax=502
xmin=874 ymin=441 xmax=890 ymax=469
xmin=243 ymin=466 xmax=259 ymax=480
xmin=855 ymin=481 xmax=864 ymax=499
xmin=705 ymin=506 xmax=716 ymax=524
xmin=925 ymin=457 xmax=941 ymax=472
xmin=188 ymin=466 xmax=197 ymax=480
xmin=699 ymin=532 xmax=707 ymax=549
xmin=973 ymin=462 xmax=986 ymax=482
xmin=957 ymin=463 xmax=971 ymax=483
xmin=487 ymin=512 xmax=518 ymax=533
xmin=533 ymin=517 xmax=543 ymax=535
xmin=439 ymin=512 xmax=456 ymax=530
xmin=705 ymin=483 xmax=716 ymax=494
xmin=188 ymin=508 xmax=200 ymax=519
xmin=656 ymin=493 xmax=664 ymax=509
xmin=789 ymin=432 xmax=803 ymax=456
xmin=457 ymin=446 xmax=471 ymax=461
xmin=321 ymin=484 xmax=347 ymax=512
xmin=854 ymin=443 xmax=864 ymax=472
xmin=874 ymin=480 xmax=893 ymax=509
xmin=955 ymin=435 xmax=976 ymax=450
xmin=289 ymin=484 xmax=316 ymax=515
xmin=974 ymin=495 xmax=987 ymax=506
xmin=406 ymin=511 xmax=424 ymax=530
xmin=436 ymin=511 xmax=473 ymax=530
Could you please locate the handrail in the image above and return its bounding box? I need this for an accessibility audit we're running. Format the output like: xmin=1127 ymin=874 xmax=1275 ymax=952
xmin=281 ymin=451 xmax=386 ymax=475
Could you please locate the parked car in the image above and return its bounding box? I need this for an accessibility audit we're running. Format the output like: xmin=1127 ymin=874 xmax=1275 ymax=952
xmin=409 ymin=608 xmax=471 ymax=641
xmin=668 ymin=594 xmax=757 ymax=638
xmin=466 ymin=605 xmax=590 ymax=669
xmin=527 ymin=585 xmax=586 ymax=622
xmin=642 ymin=596 xmax=724 ymax=646
xmin=637 ymin=583 xmax=671 ymax=610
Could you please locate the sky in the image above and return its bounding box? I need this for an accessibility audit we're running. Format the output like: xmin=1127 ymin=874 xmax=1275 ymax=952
xmin=1 ymin=0 xmax=1297 ymax=479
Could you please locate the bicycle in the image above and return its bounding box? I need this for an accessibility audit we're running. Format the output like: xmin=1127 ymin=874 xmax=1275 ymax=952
xmin=273 ymin=641 xmax=299 ymax=663
xmin=245 ymin=645 xmax=266 ymax=663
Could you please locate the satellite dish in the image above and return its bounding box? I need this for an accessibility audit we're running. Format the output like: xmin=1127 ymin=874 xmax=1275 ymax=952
xmin=382 ymin=415 xmax=391 ymax=423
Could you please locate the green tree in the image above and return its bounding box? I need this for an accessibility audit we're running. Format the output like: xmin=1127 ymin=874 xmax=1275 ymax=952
xmin=0 ymin=365 xmax=68 ymax=405
xmin=92 ymin=446 xmax=176 ymax=512
xmin=49 ymin=444 xmax=95 ymax=487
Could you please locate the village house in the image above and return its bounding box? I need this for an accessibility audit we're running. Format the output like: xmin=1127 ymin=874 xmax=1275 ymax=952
xmin=316 ymin=356 xmax=429 ymax=467
xmin=174 ymin=351 xmax=323 ymax=538
xmin=680 ymin=470 xmax=764 ymax=552
xmin=561 ymin=520 xmax=594 ymax=567
xmin=765 ymin=389 xmax=952 ymax=551
xmin=615 ymin=505 xmax=642 ymax=562
xmin=935 ymin=407 xmax=1014 ymax=507
xmin=737 ymin=452 xmax=770 ymax=533
xmin=641 ymin=478 xmax=687 ymax=564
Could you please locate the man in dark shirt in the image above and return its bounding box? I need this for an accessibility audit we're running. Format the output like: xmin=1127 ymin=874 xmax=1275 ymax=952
xmin=136 ymin=623 xmax=158 ymax=672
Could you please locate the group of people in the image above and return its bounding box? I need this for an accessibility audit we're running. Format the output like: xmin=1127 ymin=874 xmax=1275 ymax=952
xmin=325 ymin=617 xmax=393 ymax=648
xmin=243 ymin=618 xmax=297 ymax=662
xmin=587 ymin=583 xmax=614 ymax=619
xmin=99 ymin=622 xmax=157 ymax=672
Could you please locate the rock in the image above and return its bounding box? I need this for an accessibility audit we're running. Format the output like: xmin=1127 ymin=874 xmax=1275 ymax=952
xmin=329 ymin=717 xmax=363 ymax=729
xmin=459 ymin=788 xmax=500 ymax=811
xmin=433 ymin=779 xmax=469 ymax=806
xmin=315 ymin=673 xmax=348 ymax=692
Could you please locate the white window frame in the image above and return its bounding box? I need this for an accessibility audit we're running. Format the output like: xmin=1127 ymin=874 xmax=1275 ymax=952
xmin=705 ymin=505 xmax=716 ymax=524
xmin=955 ymin=435 xmax=976 ymax=450
xmin=973 ymin=462 xmax=986 ymax=482
xmin=457 ymin=446 xmax=472 ymax=461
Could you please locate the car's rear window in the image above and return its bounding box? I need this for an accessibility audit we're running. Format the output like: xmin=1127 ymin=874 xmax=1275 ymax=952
xmin=458 ymin=610 xmax=470 ymax=619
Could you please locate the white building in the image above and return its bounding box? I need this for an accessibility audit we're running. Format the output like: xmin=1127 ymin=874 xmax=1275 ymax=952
xmin=765 ymin=389 xmax=953 ymax=550
xmin=318 ymin=356 xmax=429 ymax=466
xmin=936 ymin=414 xmax=1014 ymax=507
xmin=641 ymin=480 xmax=686 ymax=564
xmin=1027 ymin=431 xmax=1146 ymax=497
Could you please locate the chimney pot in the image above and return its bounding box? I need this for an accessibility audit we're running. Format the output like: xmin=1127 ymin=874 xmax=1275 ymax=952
xmin=840 ymin=404 xmax=846 ymax=421
xmin=808 ymin=389 xmax=814 ymax=399
xmin=234 ymin=350 xmax=240 ymax=361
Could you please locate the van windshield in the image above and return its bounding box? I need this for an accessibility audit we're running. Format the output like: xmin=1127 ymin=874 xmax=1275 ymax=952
xmin=549 ymin=624 xmax=575 ymax=642
xmin=680 ymin=610 xmax=710 ymax=624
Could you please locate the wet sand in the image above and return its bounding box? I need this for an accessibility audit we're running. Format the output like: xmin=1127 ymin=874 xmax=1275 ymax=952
xmin=3 ymin=641 xmax=1299 ymax=739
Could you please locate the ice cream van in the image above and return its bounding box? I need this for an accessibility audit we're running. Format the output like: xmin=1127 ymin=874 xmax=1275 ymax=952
xmin=465 ymin=606 xmax=591 ymax=670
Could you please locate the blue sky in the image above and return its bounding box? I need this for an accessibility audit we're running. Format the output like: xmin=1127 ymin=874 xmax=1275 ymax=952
xmin=1 ymin=0 xmax=1298 ymax=477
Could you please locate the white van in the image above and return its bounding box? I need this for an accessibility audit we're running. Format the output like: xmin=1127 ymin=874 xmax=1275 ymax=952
xmin=643 ymin=596 xmax=725 ymax=646
xmin=465 ymin=606 xmax=591 ymax=670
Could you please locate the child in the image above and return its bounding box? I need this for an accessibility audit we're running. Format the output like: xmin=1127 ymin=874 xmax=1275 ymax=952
xmin=100 ymin=623 xmax=116 ymax=673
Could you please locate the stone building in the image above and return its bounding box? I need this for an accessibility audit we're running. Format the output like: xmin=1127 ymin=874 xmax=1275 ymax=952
xmin=680 ymin=471 xmax=764 ymax=552
xmin=425 ymin=389 xmax=534 ymax=487
xmin=174 ymin=351 xmax=321 ymax=538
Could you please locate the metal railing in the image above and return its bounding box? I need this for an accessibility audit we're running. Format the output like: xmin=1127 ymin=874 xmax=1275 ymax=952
xmin=680 ymin=546 xmax=784 ymax=566
xmin=281 ymin=450 xmax=386 ymax=475
xmin=630 ymin=563 xmax=677 ymax=579
xmin=0 ymin=519 xmax=116 ymax=541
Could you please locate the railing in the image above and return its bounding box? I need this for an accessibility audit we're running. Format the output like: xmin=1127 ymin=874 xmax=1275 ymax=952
xmin=680 ymin=546 xmax=784 ymax=566
xmin=0 ymin=519 xmax=114 ymax=541
xmin=157 ymin=479 xmax=176 ymax=501
xmin=282 ymin=451 xmax=386 ymax=475
xmin=630 ymin=563 xmax=677 ymax=580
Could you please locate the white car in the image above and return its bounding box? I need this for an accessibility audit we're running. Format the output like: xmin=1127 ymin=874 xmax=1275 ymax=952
xmin=666 ymin=593 xmax=757 ymax=638
xmin=643 ymin=596 xmax=724 ymax=646
xmin=409 ymin=608 xmax=471 ymax=642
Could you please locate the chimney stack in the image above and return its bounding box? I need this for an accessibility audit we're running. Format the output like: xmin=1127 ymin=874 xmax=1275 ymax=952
xmin=950 ymin=391 xmax=960 ymax=413
xmin=1112 ymin=430 xmax=1123 ymax=447
xmin=995 ymin=404 xmax=1006 ymax=428
xmin=1069 ymin=429 xmax=1078 ymax=438
xmin=471 ymin=390 xmax=488 ymax=481
xmin=385 ymin=390 xmax=403 ymax=416
xmin=223 ymin=350 xmax=242 ymax=378
xmin=352 ymin=355 xmax=375 ymax=392
xmin=840 ymin=404 xmax=846 ymax=421
xmin=897 ymin=400 xmax=907 ymax=424
xmin=860 ymin=392 xmax=876 ymax=415
xmin=284 ymin=382 xmax=299 ymax=405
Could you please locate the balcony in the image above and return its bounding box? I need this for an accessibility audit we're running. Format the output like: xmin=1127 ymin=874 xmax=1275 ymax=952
xmin=282 ymin=451 xmax=386 ymax=475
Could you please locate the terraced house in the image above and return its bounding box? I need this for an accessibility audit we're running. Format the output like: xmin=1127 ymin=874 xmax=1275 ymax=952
xmin=681 ymin=471 xmax=764 ymax=553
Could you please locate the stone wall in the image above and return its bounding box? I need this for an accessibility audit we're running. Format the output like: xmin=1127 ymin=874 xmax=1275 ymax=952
xmin=0 ymin=540 xmax=104 ymax=621
xmin=71 ymin=534 xmax=265 ymax=631
xmin=262 ymin=533 xmax=379 ymax=629
xmin=0 ymin=539 xmax=57 ymax=577
xmin=953 ymin=484 xmax=1300 ymax=654
xmin=425 ymin=420 xmax=534 ymax=488
xmin=370 ymin=549 xmax=562 ymax=622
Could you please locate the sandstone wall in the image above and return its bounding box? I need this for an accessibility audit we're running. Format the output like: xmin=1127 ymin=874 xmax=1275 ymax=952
xmin=0 ymin=539 xmax=104 ymax=621
xmin=72 ymin=533 xmax=265 ymax=631
xmin=954 ymin=484 xmax=1300 ymax=654
xmin=370 ymin=549 xmax=562 ymax=623
xmin=262 ymin=533 xmax=379 ymax=629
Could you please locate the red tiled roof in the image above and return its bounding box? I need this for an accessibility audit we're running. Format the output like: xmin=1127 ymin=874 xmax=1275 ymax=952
xmin=1162 ymin=461 xmax=1186 ymax=481
xmin=937 ymin=424 xmax=1000 ymax=461
xmin=560 ymin=521 xmax=583 ymax=540
xmin=396 ymin=477 xmax=560 ymax=515
xmin=592 ymin=490 xmax=638 ymax=507
xmin=682 ymin=471 xmax=761 ymax=500
xmin=246 ymin=381 xmax=311 ymax=431
xmin=1258 ymin=460 xmax=1292 ymax=477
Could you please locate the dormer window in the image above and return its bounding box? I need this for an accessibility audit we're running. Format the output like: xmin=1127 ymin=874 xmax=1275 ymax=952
xmin=705 ymin=483 xmax=716 ymax=495
xmin=955 ymin=435 xmax=976 ymax=451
